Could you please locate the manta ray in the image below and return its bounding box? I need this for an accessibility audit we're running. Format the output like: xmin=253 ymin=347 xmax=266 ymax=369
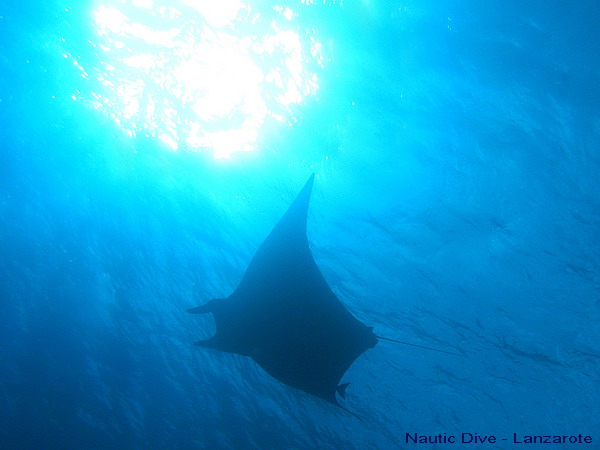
xmin=188 ymin=174 xmax=460 ymax=414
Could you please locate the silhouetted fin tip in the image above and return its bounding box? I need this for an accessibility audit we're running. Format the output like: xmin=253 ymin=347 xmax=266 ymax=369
xmin=336 ymin=382 xmax=351 ymax=399
xmin=298 ymin=174 xmax=315 ymax=200
xmin=187 ymin=303 xmax=214 ymax=314
xmin=194 ymin=339 xmax=222 ymax=351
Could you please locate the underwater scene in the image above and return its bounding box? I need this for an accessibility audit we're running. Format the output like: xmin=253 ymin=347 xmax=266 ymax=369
xmin=1 ymin=0 xmax=599 ymax=449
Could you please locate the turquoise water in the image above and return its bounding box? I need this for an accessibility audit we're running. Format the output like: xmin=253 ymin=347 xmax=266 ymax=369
xmin=1 ymin=1 xmax=599 ymax=449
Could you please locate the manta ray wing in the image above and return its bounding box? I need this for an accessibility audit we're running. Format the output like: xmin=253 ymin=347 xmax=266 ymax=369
xmin=189 ymin=174 xmax=378 ymax=406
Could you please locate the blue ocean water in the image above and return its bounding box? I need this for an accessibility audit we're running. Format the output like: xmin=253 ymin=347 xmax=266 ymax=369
xmin=1 ymin=1 xmax=599 ymax=449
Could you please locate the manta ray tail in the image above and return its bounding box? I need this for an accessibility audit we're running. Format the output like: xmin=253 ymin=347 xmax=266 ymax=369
xmin=331 ymin=399 xmax=363 ymax=421
xmin=376 ymin=336 xmax=465 ymax=357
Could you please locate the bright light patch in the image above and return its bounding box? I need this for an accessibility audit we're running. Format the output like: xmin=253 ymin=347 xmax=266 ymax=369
xmin=76 ymin=0 xmax=323 ymax=158
xmin=181 ymin=0 xmax=247 ymax=27
xmin=132 ymin=0 xmax=153 ymax=8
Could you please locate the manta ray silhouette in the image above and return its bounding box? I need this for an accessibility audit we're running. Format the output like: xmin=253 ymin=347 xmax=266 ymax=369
xmin=188 ymin=174 xmax=459 ymax=415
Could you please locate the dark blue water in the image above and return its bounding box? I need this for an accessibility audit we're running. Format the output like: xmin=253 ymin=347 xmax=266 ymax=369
xmin=1 ymin=1 xmax=599 ymax=449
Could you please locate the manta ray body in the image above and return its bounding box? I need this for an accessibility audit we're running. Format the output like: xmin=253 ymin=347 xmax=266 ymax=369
xmin=188 ymin=174 xmax=378 ymax=410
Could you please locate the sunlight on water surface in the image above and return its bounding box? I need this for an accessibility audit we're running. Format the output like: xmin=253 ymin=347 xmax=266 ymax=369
xmin=77 ymin=0 xmax=323 ymax=158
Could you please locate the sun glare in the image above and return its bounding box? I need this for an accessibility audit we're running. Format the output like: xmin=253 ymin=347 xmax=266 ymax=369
xmin=76 ymin=0 xmax=323 ymax=158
